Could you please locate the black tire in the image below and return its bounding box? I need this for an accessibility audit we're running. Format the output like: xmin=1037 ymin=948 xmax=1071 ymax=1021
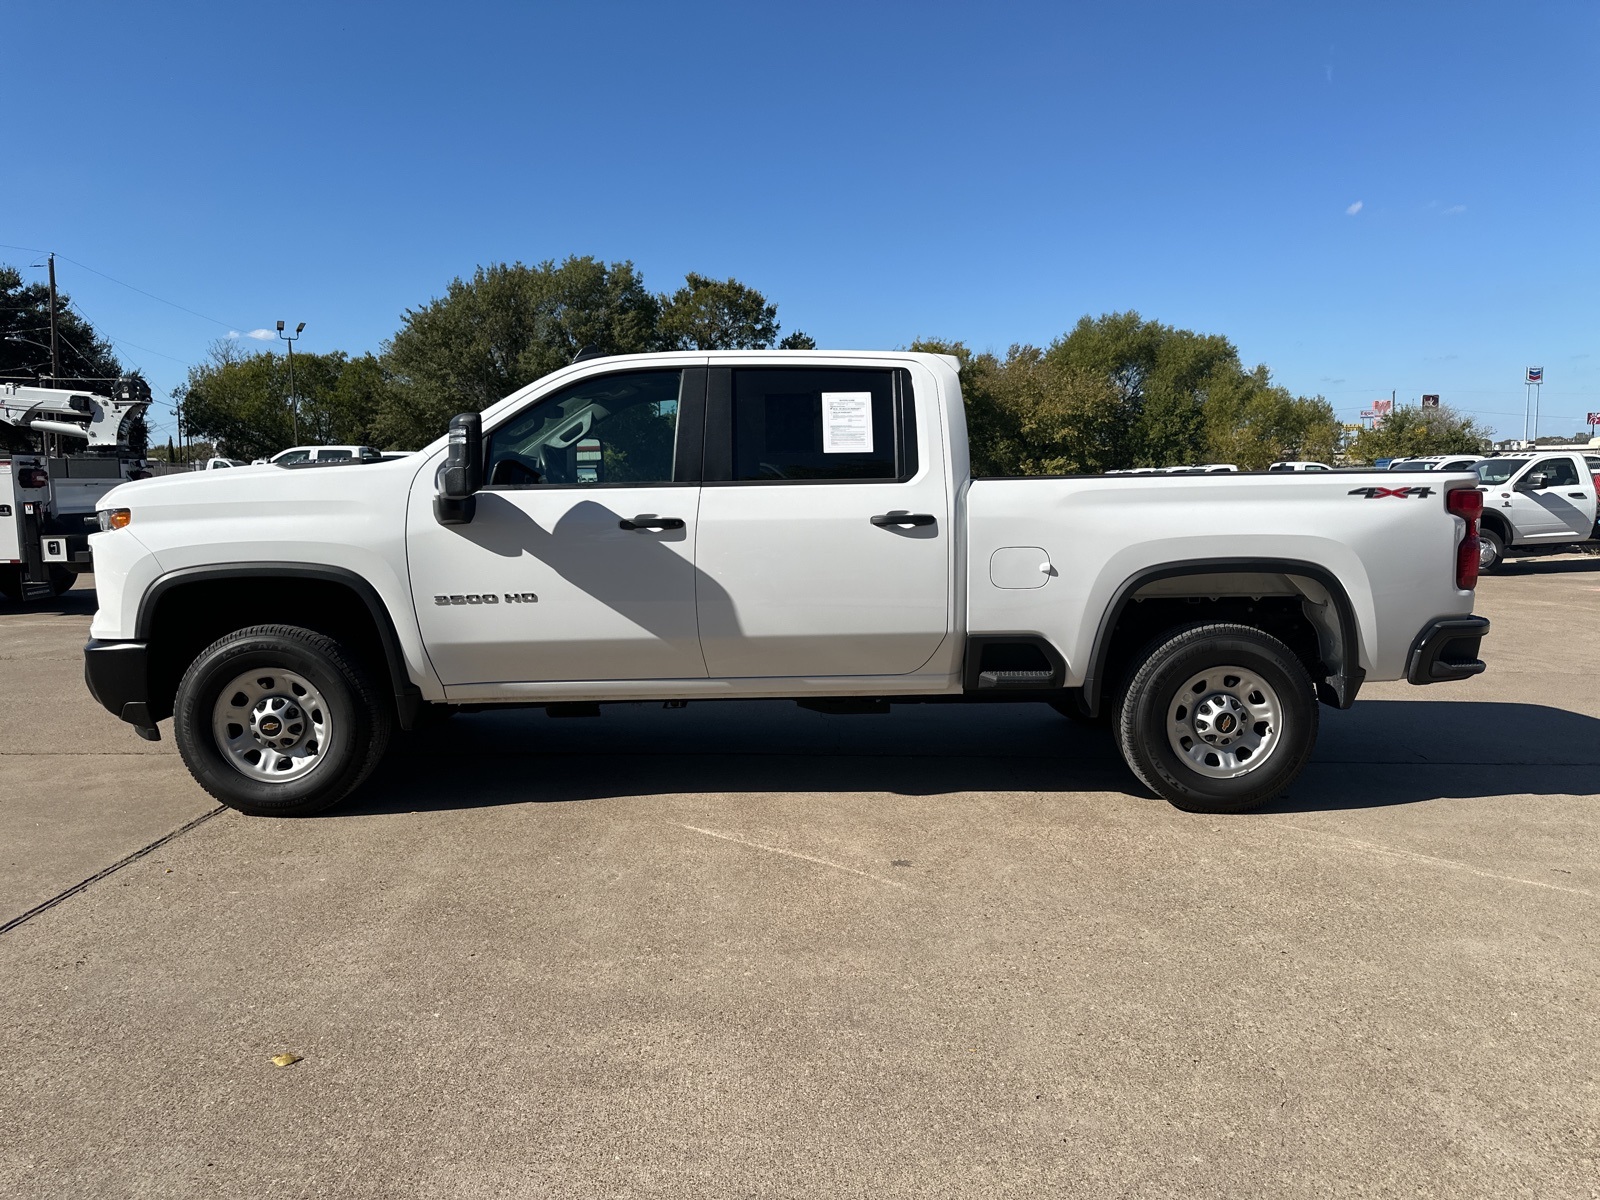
xmin=1478 ymin=526 xmax=1506 ymax=574
xmin=1115 ymin=622 xmax=1318 ymax=815
xmin=46 ymin=565 xmax=75 ymax=596
xmin=173 ymin=624 xmax=391 ymax=817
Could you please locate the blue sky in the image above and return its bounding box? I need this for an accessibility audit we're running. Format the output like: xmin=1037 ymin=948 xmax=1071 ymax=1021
xmin=3 ymin=1 xmax=1596 ymax=446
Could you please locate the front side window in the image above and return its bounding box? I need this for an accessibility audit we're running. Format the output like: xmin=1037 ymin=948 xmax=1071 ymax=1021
xmin=487 ymin=369 xmax=682 ymax=487
xmin=1530 ymin=457 xmax=1580 ymax=487
xmin=730 ymin=368 xmax=901 ymax=482
xmin=274 ymin=449 xmax=311 ymax=465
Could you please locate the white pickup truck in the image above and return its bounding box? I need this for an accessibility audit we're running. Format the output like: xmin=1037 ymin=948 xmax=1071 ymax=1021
xmin=1473 ymin=451 xmax=1600 ymax=572
xmin=83 ymin=351 xmax=1490 ymax=817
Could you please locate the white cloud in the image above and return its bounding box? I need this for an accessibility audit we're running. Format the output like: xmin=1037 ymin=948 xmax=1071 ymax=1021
xmin=1345 ymin=200 xmax=1364 ymax=216
xmin=1442 ymin=204 xmax=1466 ymax=215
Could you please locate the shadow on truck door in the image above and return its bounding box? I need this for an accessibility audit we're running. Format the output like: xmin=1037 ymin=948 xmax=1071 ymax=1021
xmin=337 ymin=699 xmax=1600 ymax=817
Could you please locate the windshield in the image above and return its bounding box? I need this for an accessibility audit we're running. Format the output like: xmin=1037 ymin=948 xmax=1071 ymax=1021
xmin=1475 ymin=460 xmax=1521 ymax=485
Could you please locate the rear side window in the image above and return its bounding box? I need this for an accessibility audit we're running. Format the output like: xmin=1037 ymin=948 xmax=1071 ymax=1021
xmin=318 ymin=449 xmax=353 ymax=461
xmin=730 ymin=368 xmax=906 ymax=482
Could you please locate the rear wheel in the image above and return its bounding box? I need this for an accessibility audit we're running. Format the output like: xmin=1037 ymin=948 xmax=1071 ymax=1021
xmin=173 ymin=624 xmax=391 ymax=817
xmin=1116 ymin=623 xmax=1318 ymax=814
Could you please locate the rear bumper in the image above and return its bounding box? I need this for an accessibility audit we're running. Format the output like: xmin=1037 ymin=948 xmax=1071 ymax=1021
xmin=1405 ymin=615 xmax=1490 ymax=685
xmin=84 ymin=638 xmax=161 ymax=739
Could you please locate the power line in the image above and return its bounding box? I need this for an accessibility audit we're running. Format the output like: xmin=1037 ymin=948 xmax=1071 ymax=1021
xmin=0 ymin=242 xmax=244 ymax=330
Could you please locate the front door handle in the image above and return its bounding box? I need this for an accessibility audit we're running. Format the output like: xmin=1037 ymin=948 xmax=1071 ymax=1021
xmin=618 ymin=514 xmax=685 ymax=531
xmin=870 ymin=511 xmax=936 ymax=527
xmin=1568 ymin=493 xmax=1588 ymax=499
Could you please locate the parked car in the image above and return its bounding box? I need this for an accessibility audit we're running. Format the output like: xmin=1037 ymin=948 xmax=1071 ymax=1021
xmin=1386 ymin=454 xmax=1484 ymax=472
xmin=1268 ymin=461 xmax=1333 ymax=472
xmin=85 ymin=350 xmax=1488 ymax=819
xmin=1474 ymin=452 xmax=1600 ymax=571
xmin=199 ymin=457 xmax=248 ymax=471
xmin=252 ymin=445 xmax=385 ymax=466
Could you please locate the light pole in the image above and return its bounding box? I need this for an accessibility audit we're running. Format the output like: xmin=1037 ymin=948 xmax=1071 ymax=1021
xmin=277 ymin=320 xmax=305 ymax=444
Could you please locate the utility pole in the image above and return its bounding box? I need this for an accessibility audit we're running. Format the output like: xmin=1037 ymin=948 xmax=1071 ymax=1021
xmin=46 ymin=253 xmax=61 ymax=386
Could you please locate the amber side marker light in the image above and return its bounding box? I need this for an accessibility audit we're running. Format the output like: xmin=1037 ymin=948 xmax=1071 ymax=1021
xmin=97 ymin=508 xmax=132 ymax=531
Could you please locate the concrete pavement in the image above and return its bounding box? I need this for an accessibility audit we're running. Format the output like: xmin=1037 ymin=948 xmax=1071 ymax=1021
xmin=2 ymin=562 xmax=1597 ymax=1197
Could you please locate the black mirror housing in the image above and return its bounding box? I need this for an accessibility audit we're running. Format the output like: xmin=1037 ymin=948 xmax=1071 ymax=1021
xmin=434 ymin=412 xmax=484 ymax=525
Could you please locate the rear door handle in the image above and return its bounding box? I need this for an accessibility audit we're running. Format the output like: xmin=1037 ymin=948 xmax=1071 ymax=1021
xmin=618 ymin=514 xmax=685 ymax=531
xmin=870 ymin=511 xmax=936 ymax=527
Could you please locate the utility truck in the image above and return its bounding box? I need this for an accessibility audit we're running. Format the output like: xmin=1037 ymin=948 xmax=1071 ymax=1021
xmin=83 ymin=351 xmax=1490 ymax=817
xmin=1 ymin=378 xmax=151 ymax=601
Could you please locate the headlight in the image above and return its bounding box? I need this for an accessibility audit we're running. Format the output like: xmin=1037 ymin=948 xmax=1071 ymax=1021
xmin=97 ymin=508 xmax=131 ymax=531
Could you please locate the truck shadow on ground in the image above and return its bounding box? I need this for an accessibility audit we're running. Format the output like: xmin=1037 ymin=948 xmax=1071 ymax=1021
xmin=1493 ymin=555 xmax=1600 ymax=576
xmin=0 ymin=588 xmax=97 ymax=618
xmin=340 ymin=699 xmax=1600 ymax=817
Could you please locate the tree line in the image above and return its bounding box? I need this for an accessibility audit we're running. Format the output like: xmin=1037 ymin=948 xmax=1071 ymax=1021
xmin=5 ymin=256 xmax=1489 ymax=470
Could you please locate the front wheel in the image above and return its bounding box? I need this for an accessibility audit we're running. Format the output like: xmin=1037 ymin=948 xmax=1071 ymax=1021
xmin=173 ymin=624 xmax=391 ymax=817
xmin=1115 ymin=623 xmax=1318 ymax=814
xmin=1478 ymin=527 xmax=1506 ymax=574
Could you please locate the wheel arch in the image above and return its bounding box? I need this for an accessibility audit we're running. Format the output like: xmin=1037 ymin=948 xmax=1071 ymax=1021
xmin=136 ymin=563 xmax=422 ymax=727
xmin=1080 ymin=558 xmax=1365 ymax=717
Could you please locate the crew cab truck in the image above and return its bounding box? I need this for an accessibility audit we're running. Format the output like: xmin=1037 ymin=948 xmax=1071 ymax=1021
xmin=1473 ymin=452 xmax=1599 ymax=572
xmin=82 ymin=351 xmax=1490 ymax=818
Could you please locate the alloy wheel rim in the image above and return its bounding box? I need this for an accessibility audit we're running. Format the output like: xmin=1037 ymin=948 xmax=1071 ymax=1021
xmin=211 ymin=668 xmax=332 ymax=783
xmin=1165 ymin=665 xmax=1282 ymax=779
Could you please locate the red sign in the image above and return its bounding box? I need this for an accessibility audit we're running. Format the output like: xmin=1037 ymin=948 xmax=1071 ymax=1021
xmin=1372 ymin=399 xmax=1393 ymax=414
xmin=1422 ymin=394 xmax=1440 ymax=408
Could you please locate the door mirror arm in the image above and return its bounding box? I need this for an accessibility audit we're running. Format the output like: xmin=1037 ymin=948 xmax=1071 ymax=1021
xmin=434 ymin=412 xmax=484 ymax=526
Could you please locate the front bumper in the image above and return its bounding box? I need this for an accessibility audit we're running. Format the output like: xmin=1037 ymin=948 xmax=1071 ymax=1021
xmin=84 ymin=639 xmax=161 ymax=740
xmin=1405 ymin=615 xmax=1490 ymax=685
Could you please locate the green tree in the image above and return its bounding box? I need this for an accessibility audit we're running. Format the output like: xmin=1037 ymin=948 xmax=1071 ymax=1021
xmin=778 ymin=330 xmax=817 ymax=349
xmin=178 ymin=344 xmax=398 ymax=459
xmin=659 ymin=273 xmax=779 ymax=350
xmin=1348 ymin=405 xmax=1490 ymax=463
xmin=379 ymin=257 xmax=662 ymax=447
xmin=1046 ymin=311 xmax=1245 ymax=468
xmin=0 ymin=264 xmax=123 ymax=385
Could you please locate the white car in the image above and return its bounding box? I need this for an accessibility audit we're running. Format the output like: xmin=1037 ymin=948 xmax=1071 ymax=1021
xmin=1388 ymin=454 xmax=1485 ymax=472
xmin=1474 ymin=452 xmax=1600 ymax=571
xmin=1268 ymin=461 xmax=1333 ymax=472
xmin=85 ymin=350 xmax=1489 ymax=819
xmin=252 ymin=445 xmax=385 ymax=466
xmin=199 ymin=457 xmax=248 ymax=470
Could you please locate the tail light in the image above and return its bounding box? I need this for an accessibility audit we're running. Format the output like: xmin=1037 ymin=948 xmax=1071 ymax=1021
xmin=1447 ymin=486 xmax=1483 ymax=590
xmin=18 ymin=468 xmax=48 ymax=489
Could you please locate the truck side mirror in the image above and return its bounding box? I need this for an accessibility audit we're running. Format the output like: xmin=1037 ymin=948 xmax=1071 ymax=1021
xmin=434 ymin=412 xmax=483 ymax=526
xmin=1517 ymin=472 xmax=1548 ymax=491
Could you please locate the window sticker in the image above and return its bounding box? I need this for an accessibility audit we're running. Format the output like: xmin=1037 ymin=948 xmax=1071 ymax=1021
xmin=821 ymin=392 xmax=873 ymax=454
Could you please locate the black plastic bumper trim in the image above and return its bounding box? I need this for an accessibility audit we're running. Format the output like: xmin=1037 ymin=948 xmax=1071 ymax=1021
xmin=1406 ymin=615 xmax=1490 ymax=685
xmin=84 ymin=639 xmax=154 ymax=728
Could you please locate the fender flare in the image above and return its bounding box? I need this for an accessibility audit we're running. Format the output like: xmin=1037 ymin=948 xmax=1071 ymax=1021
xmin=136 ymin=562 xmax=423 ymax=726
xmin=1080 ymin=557 xmax=1365 ymax=715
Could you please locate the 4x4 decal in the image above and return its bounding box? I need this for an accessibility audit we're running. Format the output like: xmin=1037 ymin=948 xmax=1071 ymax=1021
xmin=1348 ymin=485 xmax=1435 ymax=499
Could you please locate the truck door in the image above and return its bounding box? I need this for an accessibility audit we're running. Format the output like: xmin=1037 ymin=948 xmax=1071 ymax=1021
xmin=1504 ymin=456 xmax=1595 ymax=541
xmin=406 ymin=367 xmax=709 ymax=686
xmin=693 ymin=364 xmax=951 ymax=678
